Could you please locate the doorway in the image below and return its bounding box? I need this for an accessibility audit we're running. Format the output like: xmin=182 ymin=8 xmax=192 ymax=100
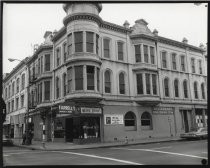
xmin=65 ymin=118 xmax=73 ymax=142
xmin=183 ymin=110 xmax=189 ymax=133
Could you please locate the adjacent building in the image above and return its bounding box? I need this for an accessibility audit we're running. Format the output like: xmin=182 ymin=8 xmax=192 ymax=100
xmin=3 ymin=3 xmax=207 ymax=143
xmin=3 ymin=57 xmax=29 ymax=138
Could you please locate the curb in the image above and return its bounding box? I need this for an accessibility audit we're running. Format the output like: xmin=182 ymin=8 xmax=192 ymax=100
xmin=13 ymin=138 xmax=182 ymax=151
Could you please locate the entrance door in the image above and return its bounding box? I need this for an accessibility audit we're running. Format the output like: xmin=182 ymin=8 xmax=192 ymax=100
xmin=183 ymin=110 xmax=189 ymax=133
xmin=65 ymin=118 xmax=73 ymax=142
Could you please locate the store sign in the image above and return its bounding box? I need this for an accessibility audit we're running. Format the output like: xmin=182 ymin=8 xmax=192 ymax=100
xmin=104 ymin=115 xmax=124 ymax=125
xmin=153 ymin=107 xmax=174 ymax=115
xmin=59 ymin=105 xmax=75 ymax=114
xmin=3 ymin=115 xmax=10 ymax=125
xmin=80 ymin=107 xmax=102 ymax=114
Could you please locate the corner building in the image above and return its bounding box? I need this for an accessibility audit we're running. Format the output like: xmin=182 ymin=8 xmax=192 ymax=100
xmin=28 ymin=3 xmax=207 ymax=143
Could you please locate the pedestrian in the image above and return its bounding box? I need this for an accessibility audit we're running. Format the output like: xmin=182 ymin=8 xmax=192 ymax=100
xmin=28 ymin=130 xmax=34 ymax=145
xmin=22 ymin=131 xmax=26 ymax=145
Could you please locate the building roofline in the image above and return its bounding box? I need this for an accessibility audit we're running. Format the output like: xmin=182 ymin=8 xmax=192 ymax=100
xmin=3 ymin=57 xmax=30 ymax=82
xmin=27 ymin=44 xmax=53 ymax=65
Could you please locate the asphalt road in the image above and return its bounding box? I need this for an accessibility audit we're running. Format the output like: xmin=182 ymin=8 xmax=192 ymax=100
xmin=3 ymin=139 xmax=208 ymax=165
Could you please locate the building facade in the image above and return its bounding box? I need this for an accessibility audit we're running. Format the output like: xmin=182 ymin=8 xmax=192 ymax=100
xmin=3 ymin=3 xmax=207 ymax=143
xmin=3 ymin=58 xmax=29 ymax=138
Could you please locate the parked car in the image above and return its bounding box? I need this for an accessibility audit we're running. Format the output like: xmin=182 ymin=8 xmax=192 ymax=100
xmin=180 ymin=127 xmax=208 ymax=140
xmin=3 ymin=135 xmax=13 ymax=146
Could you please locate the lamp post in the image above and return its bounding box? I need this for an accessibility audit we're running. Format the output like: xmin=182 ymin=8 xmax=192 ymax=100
xmin=8 ymin=58 xmax=30 ymax=145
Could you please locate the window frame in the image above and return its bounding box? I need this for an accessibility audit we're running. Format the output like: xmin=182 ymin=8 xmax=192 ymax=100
xmin=136 ymin=73 xmax=143 ymax=95
xmin=141 ymin=112 xmax=152 ymax=130
xmin=119 ymin=72 xmax=125 ymax=94
xmin=174 ymin=79 xmax=179 ymax=98
xmin=45 ymin=54 xmax=50 ymax=72
xmin=63 ymin=42 xmax=67 ymax=63
xmin=191 ymin=58 xmax=195 ymax=73
xmin=201 ymin=83 xmax=205 ymax=99
xmin=44 ymin=81 xmax=50 ymax=101
xmin=103 ymin=38 xmax=110 ymax=58
xmin=161 ymin=51 xmax=167 ymax=68
xmin=183 ymin=80 xmax=188 ymax=98
xmin=194 ymin=81 xmax=198 ymax=99
xmin=74 ymin=31 xmax=83 ymax=53
xmin=124 ymin=111 xmax=136 ymax=129
xmin=134 ymin=44 xmax=141 ymax=63
xmin=145 ymin=73 xmax=150 ymax=95
xmin=171 ymin=53 xmax=177 ymax=70
xmin=143 ymin=45 xmax=149 ymax=63
xmin=164 ymin=77 xmax=169 ymax=97
xmin=75 ymin=66 xmax=84 ymax=90
xmin=117 ymin=41 xmax=124 ymax=61
xmin=104 ymin=70 xmax=111 ymax=93
xmin=180 ymin=55 xmax=186 ymax=72
xmin=86 ymin=31 xmax=94 ymax=53
xmin=150 ymin=46 xmax=155 ymax=64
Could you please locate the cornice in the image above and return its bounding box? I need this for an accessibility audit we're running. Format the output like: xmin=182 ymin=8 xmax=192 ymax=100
xmin=27 ymin=45 xmax=53 ymax=65
xmin=157 ymin=36 xmax=205 ymax=54
xmin=130 ymin=34 xmax=157 ymax=42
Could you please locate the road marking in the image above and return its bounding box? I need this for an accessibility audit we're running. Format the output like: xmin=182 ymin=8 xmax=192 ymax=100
xmin=4 ymin=150 xmax=31 ymax=153
xmin=3 ymin=151 xmax=48 ymax=155
xmin=150 ymin=146 xmax=172 ymax=150
xmin=3 ymin=155 xmax=9 ymax=157
xmin=52 ymin=151 xmax=143 ymax=165
xmin=112 ymin=148 xmax=207 ymax=159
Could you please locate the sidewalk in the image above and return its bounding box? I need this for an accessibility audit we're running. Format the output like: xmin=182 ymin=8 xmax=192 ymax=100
xmin=12 ymin=136 xmax=182 ymax=151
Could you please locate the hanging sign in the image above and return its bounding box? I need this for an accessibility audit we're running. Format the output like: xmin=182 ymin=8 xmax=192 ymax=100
xmin=104 ymin=115 xmax=124 ymax=125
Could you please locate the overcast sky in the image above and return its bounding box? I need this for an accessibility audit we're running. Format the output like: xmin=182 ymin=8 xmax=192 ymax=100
xmin=3 ymin=3 xmax=207 ymax=74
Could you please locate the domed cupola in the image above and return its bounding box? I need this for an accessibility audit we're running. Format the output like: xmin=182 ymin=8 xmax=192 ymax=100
xmin=63 ymin=3 xmax=103 ymax=26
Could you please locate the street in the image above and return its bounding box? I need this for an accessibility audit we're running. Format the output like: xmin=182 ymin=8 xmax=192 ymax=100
xmin=3 ymin=140 xmax=208 ymax=165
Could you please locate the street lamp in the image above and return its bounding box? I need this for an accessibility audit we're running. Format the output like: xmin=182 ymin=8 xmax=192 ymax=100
xmin=8 ymin=58 xmax=30 ymax=145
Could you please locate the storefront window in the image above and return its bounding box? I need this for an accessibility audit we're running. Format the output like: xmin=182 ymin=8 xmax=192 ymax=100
xmin=54 ymin=119 xmax=65 ymax=138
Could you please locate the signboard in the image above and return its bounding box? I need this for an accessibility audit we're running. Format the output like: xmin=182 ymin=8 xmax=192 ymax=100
xmin=3 ymin=115 xmax=10 ymax=125
xmin=59 ymin=105 xmax=75 ymax=114
xmin=153 ymin=107 xmax=174 ymax=115
xmin=80 ymin=107 xmax=102 ymax=114
xmin=104 ymin=115 xmax=124 ymax=125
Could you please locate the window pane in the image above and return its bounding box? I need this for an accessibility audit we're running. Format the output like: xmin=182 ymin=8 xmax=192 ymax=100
xmin=119 ymin=73 xmax=125 ymax=94
xmin=164 ymin=78 xmax=169 ymax=97
xmin=96 ymin=34 xmax=99 ymax=55
xmin=136 ymin=74 xmax=143 ymax=94
xmin=152 ymin=74 xmax=157 ymax=95
xmin=125 ymin=112 xmax=136 ymax=126
xmin=201 ymin=83 xmax=205 ymax=99
xmin=194 ymin=82 xmax=198 ymax=99
xmin=162 ymin=52 xmax=167 ymax=68
xmin=174 ymin=80 xmax=179 ymax=97
xmin=67 ymin=67 xmax=72 ymax=93
xmin=97 ymin=68 xmax=100 ymax=91
xmin=104 ymin=39 xmax=110 ymax=58
xmin=44 ymin=81 xmax=50 ymax=100
xmin=86 ymin=32 xmax=94 ymax=53
xmin=172 ymin=54 xmax=176 ymax=70
xmin=183 ymin=81 xmax=188 ymax=98
xmin=135 ymin=45 xmax=141 ymax=62
xmin=150 ymin=47 xmax=155 ymax=64
xmin=118 ymin=42 xmax=123 ymax=61
xmin=67 ymin=33 xmax=72 ymax=55
xmin=75 ymin=32 xmax=83 ymax=52
xmin=87 ymin=66 xmax=95 ymax=90
xmin=75 ymin=66 xmax=83 ymax=90
xmin=181 ymin=56 xmax=185 ymax=71
xmin=144 ymin=45 xmax=148 ymax=63
xmin=146 ymin=73 xmax=150 ymax=94
xmin=105 ymin=71 xmax=111 ymax=93
xmin=45 ymin=54 xmax=50 ymax=71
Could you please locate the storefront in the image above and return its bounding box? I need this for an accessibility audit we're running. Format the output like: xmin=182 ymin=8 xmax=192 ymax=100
xmin=52 ymin=102 xmax=103 ymax=144
xmin=3 ymin=115 xmax=10 ymax=136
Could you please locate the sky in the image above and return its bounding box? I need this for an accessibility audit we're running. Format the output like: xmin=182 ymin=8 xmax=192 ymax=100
xmin=3 ymin=3 xmax=207 ymax=74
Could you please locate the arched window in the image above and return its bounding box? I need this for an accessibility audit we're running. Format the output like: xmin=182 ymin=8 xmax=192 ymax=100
xmin=124 ymin=111 xmax=136 ymax=131
xmin=174 ymin=79 xmax=179 ymax=97
xmin=164 ymin=78 xmax=169 ymax=97
xmin=119 ymin=72 xmax=125 ymax=94
xmin=56 ymin=77 xmax=60 ymax=99
xmin=21 ymin=74 xmax=25 ymax=90
xmin=201 ymin=83 xmax=205 ymax=99
xmin=194 ymin=82 xmax=198 ymax=99
xmin=141 ymin=112 xmax=152 ymax=130
xmin=183 ymin=80 xmax=188 ymax=98
xmin=63 ymin=73 xmax=66 ymax=96
xmin=105 ymin=70 xmax=111 ymax=93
